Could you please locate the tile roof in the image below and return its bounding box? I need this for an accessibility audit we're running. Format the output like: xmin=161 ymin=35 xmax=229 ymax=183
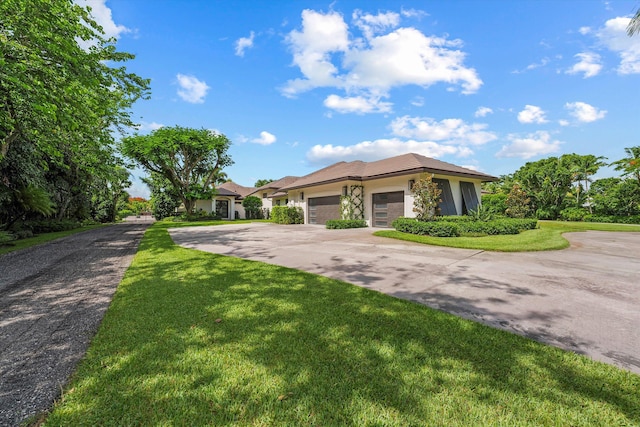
xmin=253 ymin=176 xmax=300 ymax=192
xmin=279 ymin=153 xmax=497 ymax=191
xmin=217 ymin=181 xmax=256 ymax=198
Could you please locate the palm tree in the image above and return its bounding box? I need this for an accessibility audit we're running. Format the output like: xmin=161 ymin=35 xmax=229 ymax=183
xmin=628 ymin=8 xmax=640 ymax=36
xmin=612 ymin=146 xmax=640 ymax=184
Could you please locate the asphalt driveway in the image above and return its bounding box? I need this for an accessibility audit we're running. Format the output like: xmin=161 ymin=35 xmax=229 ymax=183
xmin=169 ymin=222 xmax=640 ymax=374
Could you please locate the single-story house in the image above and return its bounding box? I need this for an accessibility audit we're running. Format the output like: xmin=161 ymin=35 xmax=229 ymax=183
xmin=193 ymin=182 xmax=257 ymax=219
xmin=277 ymin=153 xmax=498 ymax=227
xmin=249 ymin=176 xmax=300 ymax=209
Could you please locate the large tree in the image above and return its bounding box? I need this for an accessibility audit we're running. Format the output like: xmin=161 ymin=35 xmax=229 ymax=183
xmin=121 ymin=126 xmax=233 ymax=214
xmin=611 ymin=146 xmax=640 ymax=184
xmin=0 ymin=0 xmax=149 ymax=226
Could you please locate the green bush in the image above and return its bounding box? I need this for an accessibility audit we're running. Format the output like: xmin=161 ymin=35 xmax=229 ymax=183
xmin=392 ymin=217 xmax=460 ymax=237
xmin=393 ymin=217 xmax=538 ymax=237
xmin=271 ymin=206 xmax=304 ymax=224
xmin=559 ymin=207 xmax=588 ymax=222
xmin=117 ymin=209 xmax=135 ymax=219
xmin=326 ymin=219 xmax=368 ymax=229
xmin=19 ymin=219 xmax=82 ymax=234
xmin=0 ymin=230 xmax=16 ymax=245
xmin=481 ymin=193 xmax=508 ymax=215
xmin=583 ymin=214 xmax=640 ymax=224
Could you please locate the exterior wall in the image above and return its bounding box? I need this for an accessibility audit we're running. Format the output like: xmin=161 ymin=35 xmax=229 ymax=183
xmin=213 ymin=196 xmax=236 ymax=219
xmin=194 ymin=199 xmax=214 ymax=214
xmin=290 ymin=174 xmax=485 ymax=226
xmin=235 ymin=201 xmax=245 ymax=219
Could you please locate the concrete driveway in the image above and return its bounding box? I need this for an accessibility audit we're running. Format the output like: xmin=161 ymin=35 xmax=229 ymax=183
xmin=169 ymin=223 xmax=640 ymax=374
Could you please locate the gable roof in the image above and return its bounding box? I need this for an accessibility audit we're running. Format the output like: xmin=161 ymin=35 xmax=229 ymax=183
xmin=250 ymin=176 xmax=300 ymax=198
xmin=279 ymin=153 xmax=497 ymax=191
xmin=217 ymin=181 xmax=256 ymax=198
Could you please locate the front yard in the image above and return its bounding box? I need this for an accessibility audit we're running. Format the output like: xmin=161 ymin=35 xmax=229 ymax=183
xmin=41 ymin=221 xmax=640 ymax=426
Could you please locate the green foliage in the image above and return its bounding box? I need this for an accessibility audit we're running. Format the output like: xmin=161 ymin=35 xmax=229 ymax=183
xmin=271 ymin=206 xmax=304 ymax=224
xmin=559 ymin=207 xmax=589 ymax=222
xmin=590 ymin=177 xmax=640 ymax=217
xmin=392 ymin=217 xmax=460 ymax=237
xmin=242 ymin=195 xmax=263 ymax=219
xmin=611 ymin=146 xmax=640 ymax=184
xmin=254 ymin=178 xmax=274 ymax=188
xmin=121 ymin=127 xmax=233 ymax=214
xmin=16 ymin=219 xmax=83 ymax=234
xmin=468 ymin=204 xmax=493 ymax=221
xmin=505 ymin=184 xmax=531 ymax=218
xmin=325 ymin=219 xmax=368 ymax=229
xmin=411 ymin=173 xmax=442 ymax=221
xmin=583 ymin=214 xmax=640 ymax=224
xmin=0 ymin=230 xmax=16 ymax=245
xmin=481 ymin=193 xmax=508 ymax=215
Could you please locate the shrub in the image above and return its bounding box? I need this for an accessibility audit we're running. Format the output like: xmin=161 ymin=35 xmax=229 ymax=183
xmin=456 ymin=218 xmax=538 ymax=235
xmin=392 ymin=217 xmax=460 ymax=237
xmin=583 ymin=214 xmax=640 ymax=224
xmin=19 ymin=219 xmax=82 ymax=234
xmin=271 ymin=206 xmax=304 ymax=224
xmin=482 ymin=193 xmax=508 ymax=215
xmin=1 ymin=230 xmax=16 ymax=245
xmin=559 ymin=207 xmax=588 ymax=222
xmin=117 ymin=209 xmax=135 ymax=219
xmin=242 ymin=196 xmax=263 ymax=219
xmin=326 ymin=219 xmax=368 ymax=229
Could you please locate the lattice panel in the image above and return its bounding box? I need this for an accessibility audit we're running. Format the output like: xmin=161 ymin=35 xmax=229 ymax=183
xmin=349 ymin=185 xmax=364 ymax=219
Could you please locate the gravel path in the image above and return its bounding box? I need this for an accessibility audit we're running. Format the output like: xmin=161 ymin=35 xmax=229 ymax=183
xmin=0 ymin=223 xmax=149 ymax=426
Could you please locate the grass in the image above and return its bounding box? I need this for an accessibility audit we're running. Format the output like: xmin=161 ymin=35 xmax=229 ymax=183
xmin=43 ymin=221 xmax=640 ymax=426
xmin=0 ymin=224 xmax=108 ymax=256
xmin=374 ymin=220 xmax=640 ymax=252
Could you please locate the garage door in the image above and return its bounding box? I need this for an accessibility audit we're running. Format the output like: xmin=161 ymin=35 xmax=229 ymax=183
xmin=372 ymin=191 xmax=404 ymax=228
xmin=308 ymin=195 xmax=340 ymax=225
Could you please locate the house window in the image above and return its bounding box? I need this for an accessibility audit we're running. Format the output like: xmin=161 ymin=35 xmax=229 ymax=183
xmin=342 ymin=186 xmax=348 ymax=196
xmin=408 ymin=179 xmax=415 ymax=191
xmin=276 ymin=200 xmax=281 ymax=206
xmin=262 ymin=192 xmax=267 ymax=199
xmin=285 ymin=198 xmax=289 ymax=205
xmin=300 ymin=192 xmax=304 ymax=201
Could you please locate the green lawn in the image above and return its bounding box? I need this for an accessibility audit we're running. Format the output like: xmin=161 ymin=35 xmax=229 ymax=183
xmin=374 ymin=220 xmax=640 ymax=252
xmin=43 ymin=222 xmax=639 ymax=426
xmin=0 ymin=224 xmax=108 ymax=256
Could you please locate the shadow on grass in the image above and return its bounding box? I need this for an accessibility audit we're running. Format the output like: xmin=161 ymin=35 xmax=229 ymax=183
xmin=44 ymin=225 xmax=640 ymax=426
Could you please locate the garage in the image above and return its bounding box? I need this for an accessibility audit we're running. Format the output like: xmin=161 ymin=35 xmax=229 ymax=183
xmin=372 ymin=191 xmax=404 ymax=228
xmin=308 ymin=195 xmax=340 ymax=224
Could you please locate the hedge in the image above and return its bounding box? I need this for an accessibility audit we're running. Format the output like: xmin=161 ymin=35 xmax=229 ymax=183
xmin=325 ymin=219 xmax=368 ymax=229
xmin=271 ymin=206 xmax=304 ymax=224
xmin=392 ymin=217 xmax=538 ymax=237
xmin=583 ymin=214 xmax=640 ymax=224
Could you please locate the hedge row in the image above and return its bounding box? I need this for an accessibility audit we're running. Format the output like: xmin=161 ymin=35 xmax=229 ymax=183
xmin=584 ymin=214 xmax=640 ymax=224
xmin=16 ymin=219 xmax=83 ymax=234
xmin=325 ymin=219 xmax=368 ymax=229
xmin=392 ymin=217 xmax=538 ymax=237
xmin=271 ymin=206 xmax=304 ymax=224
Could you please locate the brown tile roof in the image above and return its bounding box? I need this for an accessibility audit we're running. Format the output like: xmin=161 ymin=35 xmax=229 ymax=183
xmin=279 ymin=153 xmax=497 ymax=191
xmin=253 ymin=176 xmax=300 ymax=192
xmin=217 ymin=182 xmax=256 ymax=198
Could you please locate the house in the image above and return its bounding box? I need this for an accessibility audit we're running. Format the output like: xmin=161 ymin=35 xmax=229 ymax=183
xmin=193 ymin=182 xmax=257 ymax=219
xmin=249 ymin=176 xmax=300 ymax=209
xmin=277 ymin=153 xmax=497 ymax=227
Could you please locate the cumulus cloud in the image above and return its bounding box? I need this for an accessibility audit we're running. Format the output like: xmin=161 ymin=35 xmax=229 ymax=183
xmin=496 ymin=131 xmax=562 ymax=159
xmin=136 ymin=121 xmax=165 ymax=131
xmin=323 ymin=94 xmax=392 ymax=114
xmin=565 ymin=101 xmax=607 ymax=123
xmin=251 ymin=131 xmax=277 ymax=145
xmin=517 ymin=105 xmax=548 ymax=124
xmin=390 ymin=116 xmax=497 ymax=146
xmin=235 ymin=31 xmax=255 ymax=57
xmin=307 ymin=138 xmax=462 ymax=165
xmin=595 ymin=17 xmax=640 ymax=74
xmin=474 ymin=106 xmax=493 ymax=117
xmin=282 ymin=9 xmax=482 ymax=110
xmin=76 ymin=0 xmax=130 ymax=39
xmin=566 ymin=52 xmax=602 ymax=78
xmin=176 ymin=74 xmax=210 ymax=103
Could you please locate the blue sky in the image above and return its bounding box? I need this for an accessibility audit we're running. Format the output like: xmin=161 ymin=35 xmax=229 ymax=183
xmin=81 ymin=0 xmax=640 ymax=197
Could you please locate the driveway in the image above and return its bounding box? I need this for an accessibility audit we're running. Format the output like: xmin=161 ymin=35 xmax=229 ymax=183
xmin=169 ymin=222 xmax=640 ymax=374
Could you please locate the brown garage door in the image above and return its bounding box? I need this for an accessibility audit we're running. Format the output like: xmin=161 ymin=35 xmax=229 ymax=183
xmin=308 ymin=195 xmax=340 ymax=224
xmin=372 ymin=191 xmax=404 ymax=228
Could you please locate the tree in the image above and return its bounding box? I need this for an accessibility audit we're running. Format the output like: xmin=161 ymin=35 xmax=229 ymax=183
xmin=591 ymin=177 xmax=640 ymax=216
xmin=121 ymin=126 xmax=233 ymax=214
xmin=142 ymin=173 xmax=181 ymax=220
xmin=242 ymin=196 xmax=263 ymax=219
xmin=254 ymin=179 xmax=274 ymax=188
xmin=566 ymin=154 xmax=607 ymax=213
xmin=611 ymin=146 xmax=640 ymax=185
xmin=411 ymin=173 xmax=442 ymax=221
xmin=505 ymin=184 xmax=531 ymax=218
xmin=628 ymin=8 xmax=640 ymax=36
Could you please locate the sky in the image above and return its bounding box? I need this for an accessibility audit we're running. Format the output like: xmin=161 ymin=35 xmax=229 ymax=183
xmin=80 ymin=0 xmax=640 ymax=198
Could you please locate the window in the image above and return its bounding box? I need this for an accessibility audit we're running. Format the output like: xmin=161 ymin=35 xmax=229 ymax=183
xmin=408 ymin=179 xmax=415 ymax=191
xmin=342 ymin=186 xmax=348 ymax=196
xmin=300 ymin=192 xmax=304 ymax=201
xmin=262 ymin=192 xmax=267 ymax=199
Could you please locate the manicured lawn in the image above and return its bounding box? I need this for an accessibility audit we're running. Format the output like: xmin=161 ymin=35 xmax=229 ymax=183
xmin=44 ymin=222 xmax=639 ymax=426
xmin=374 ymin=220 xmax=640 ymax=252
xmin=0 ymin=224 xmax=108 ymax=256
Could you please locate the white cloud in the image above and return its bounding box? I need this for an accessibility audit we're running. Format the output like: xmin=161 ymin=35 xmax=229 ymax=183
xmin=390 ymin=115 xmax=497 ymax=146
xmin=595 ymin=17 xmax=640 ymax=74
xmin=352 ymin=10 xmax=400 ymax=40
xmin=512 ymin=57 xmax=550 ymax=74
xmin=137 ymin=121 xmax=165 ymax=131
xmin=496 ymin=131 xmax=562 ymax=159
xmin=410 ymin=96 xmax=424 ymax=107
xmin=307 ymin=138 xmax=461 ymax=165
xmin=517 ymin=105 xmax=548 ymax=124
xmin=75 ymin=0 xmax=130 ymax=39
xmin=323 ymin=94 xmax=392 ymax=114
xmin=251 ymin=131 xmax=277 ymax=145
xmin=176 ymin=74 xmax=210 ymax=103
xmin=565 ymin=101 xmax=607 ymax=123
xmin=282 ymin=9 xmax=482 ymax=108
xmin=235 ymin=31 xmax=255 ymax=57
xmin=566 ymin=52 xmax=602 ymax=78
xmin=579 ymin=26 xmax=591 ymax=35
xmin=558 ymin=119 xmax=570 ymax=126
xmin=474 ymin=106 xmax=493 ymax=117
